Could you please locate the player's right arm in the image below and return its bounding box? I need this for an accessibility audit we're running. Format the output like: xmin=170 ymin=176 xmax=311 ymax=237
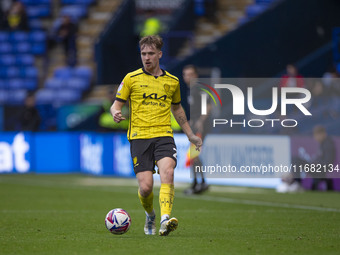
xmin=110 ymin=75 xmax=131 ymax=123
xmin=110 ymin=100 xmax=126 ymax=123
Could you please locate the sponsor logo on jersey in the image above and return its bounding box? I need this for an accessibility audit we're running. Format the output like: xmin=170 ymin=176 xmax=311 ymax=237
xmin=143 ymin=93 xmax=167 ymax=100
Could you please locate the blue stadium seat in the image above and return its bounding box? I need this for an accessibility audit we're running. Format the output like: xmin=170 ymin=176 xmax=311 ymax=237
xmin=21 ymin=67 xmax=38 ymax=79
xmin=25 ymin=79 xmax=38 ymax=90
xmin=74 ymin=66 xmax=93 ymax=80
xmin=61 ymin=0 xmax=95 ymax=5
xmin=35 ymin=88 xmax=56 ymax=104
xmin=15 ymin=42 xmax=32 ymax=54
xmin=21 ymin=0 xmax=51 ymax=5
xmin=66 ymin=77 xmax=89 ymax=91
xmin=0 ymin=32 xmax=10 ymax=42
xmin=10 ymin=32 xmax=29 ymax=42
xmin=16 ymin=54 xmax=35 ymax=66
xmin=0 ymin=67 xmax=20 ymax=78
xmin=6 ymin=89 xmax=27 ymax=105
xmin=0 ymin=89 xmax=7 ymax=104
xmin=0 ymin=55 xmax=16 ymax=66
xmin=0 ymin=43 xmax=13 ymax=54
xmin=57 ymin=89 xmax=82 ymax=104
xmin=27 ymin=5 xmax=51 ymax=18
xmin=60 ymin=5 xmax=88 ymax=19
xmin=29 ymin=31 xmax=46 ymax=42
xmin=29 ymin=19 xmax=44 ymax=30
xmin=9 ymin=78 xmax=36 ymax=90
xmin=255 ymin=0 xmax=275 ymax=4
xmin=0 ymin=79 xmax=7 ymax=89
xmin=31 ymin=43 xmax=46 ymax=55
xmin=45 ymin=77 xmax=65 ymax=89
xmin=8 ymin=78 xmax=26 ymax=89
xmin=54 ymin=66 xmax=74 ymax=79
xmin=246 ymin=4 xmax=267 ymax=18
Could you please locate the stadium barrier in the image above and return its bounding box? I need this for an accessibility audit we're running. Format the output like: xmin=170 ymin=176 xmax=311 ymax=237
xmin=1 ymin=132 xmax=339 ymax=190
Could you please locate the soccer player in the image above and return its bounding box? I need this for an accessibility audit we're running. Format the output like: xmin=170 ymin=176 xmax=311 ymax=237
xmin=110 ymin=35 xmax=202 ymax=236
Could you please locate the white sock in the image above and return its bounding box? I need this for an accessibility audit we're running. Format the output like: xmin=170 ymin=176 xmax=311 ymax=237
xmin=161 ymin=214 xmax=169 ymax=222
xmin=146 ymin=209 xmax=155 ymax=218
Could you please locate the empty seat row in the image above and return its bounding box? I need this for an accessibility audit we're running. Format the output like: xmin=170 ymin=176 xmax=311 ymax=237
xmin=0 ymin=42 xmax=46 ymax=55
xmin=60 ymin=5 xmax=88 ymax=20
xmin=0 ymin=54 xmax=35 ymax=66
xmin=35 ymin=88 xmax=82 ymax=105
xmin=0 ymin=78 xmax=37 ymax=90
xmin=0 ymin=89 xmax=27 ymax=105
xmin=20 ymin=0 xmax=51 ymax=5
xmin=29 ymin=19 xmax=44 ymax=30
xmin=61 ymin=0 xmax=96 ymax=5
xmin=27 ymin=5 xmax=51 ymax=18
xmin=0 ymin=66 xmax=38 ymax=79
xmin=54 ymin=66 xmax=93 ymax=80
xmin=0 ymin=31 xmax=46 ymax=43
xmin=45 ymin=77 xmax=90 ymax=91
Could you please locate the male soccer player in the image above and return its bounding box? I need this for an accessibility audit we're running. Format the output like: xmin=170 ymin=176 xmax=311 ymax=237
xmin=110 ymin=35 xmax=202 ymax=236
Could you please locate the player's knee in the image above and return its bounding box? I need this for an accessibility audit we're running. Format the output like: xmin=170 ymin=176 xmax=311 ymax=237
xmin=139 ymin=183 xmax=153 ymax=197
xmin=163 ymin=167 xmax=174 ymax=183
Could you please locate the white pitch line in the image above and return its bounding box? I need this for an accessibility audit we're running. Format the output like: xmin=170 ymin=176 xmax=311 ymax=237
xmin=178 ymin=194 xmax=340 ymax=213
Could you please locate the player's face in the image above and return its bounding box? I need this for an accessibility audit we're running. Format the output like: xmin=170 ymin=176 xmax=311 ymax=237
xmin=183 ymin=68 xmax=198 ymax=86
xmin=141 ymin=45 xmax=162 ymax=72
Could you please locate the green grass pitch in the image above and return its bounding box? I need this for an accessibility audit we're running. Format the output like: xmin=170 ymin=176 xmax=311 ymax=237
xmin=0 ymin=174 xmax=339 ymax=255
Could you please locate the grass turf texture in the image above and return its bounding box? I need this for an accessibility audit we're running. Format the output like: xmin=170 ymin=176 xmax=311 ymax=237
xmin=0 ymin=174 xmax=339 ymax=255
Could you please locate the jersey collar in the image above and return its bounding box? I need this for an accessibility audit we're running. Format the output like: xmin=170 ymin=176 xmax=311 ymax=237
xmin=142 ymin=68 xmax=166 ymax=78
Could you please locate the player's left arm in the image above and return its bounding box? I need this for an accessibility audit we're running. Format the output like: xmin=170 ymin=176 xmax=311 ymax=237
xmin=171 ymin=103 xmax=202 ymax=151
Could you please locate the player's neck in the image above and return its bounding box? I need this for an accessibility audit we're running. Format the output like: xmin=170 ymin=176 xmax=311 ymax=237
xmin=144 ymin=66 xmax=162 ymax=77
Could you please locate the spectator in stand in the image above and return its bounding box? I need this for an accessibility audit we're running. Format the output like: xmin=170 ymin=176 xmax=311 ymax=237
xmin=20 ymin=93 xmax=41 ymax=132
xmin=3 ymin=1 xmax=29 ymax=31
xmin=56 ymin=15 xmax=78 ymax=66
xmin=280 ymin=64 xmax=304 ymax=88
xmin=139 ymin=9 xmax=162 ymax=37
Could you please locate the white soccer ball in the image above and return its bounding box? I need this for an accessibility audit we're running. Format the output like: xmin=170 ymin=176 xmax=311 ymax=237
xmin=105 ymin=208 xmax=131 ymax=235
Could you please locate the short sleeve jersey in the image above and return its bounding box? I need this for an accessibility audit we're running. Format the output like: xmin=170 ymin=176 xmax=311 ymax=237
xmin=115 ymin=68 xmax=181 ymax=140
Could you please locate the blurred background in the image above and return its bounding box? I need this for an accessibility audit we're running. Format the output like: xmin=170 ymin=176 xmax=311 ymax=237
xmin=0 ymin=0 xmax=340 ymax=191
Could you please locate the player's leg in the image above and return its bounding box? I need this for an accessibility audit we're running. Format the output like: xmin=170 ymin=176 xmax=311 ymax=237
xmin=136 ymin=171 xmax=156 ymax=235
xmin=136 ymin=171 xmax=154 ymax=214
xmin=131 ymin=139 xmax=156 ymax=235
xmin=157 ymin=157 xmax=178 ymax=236
xmin=157 ymin=157 xmax=175 ymax=220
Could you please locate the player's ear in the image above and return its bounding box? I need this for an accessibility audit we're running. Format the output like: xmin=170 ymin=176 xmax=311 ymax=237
xmin=158 ymin=50 xmax=162 ymax=59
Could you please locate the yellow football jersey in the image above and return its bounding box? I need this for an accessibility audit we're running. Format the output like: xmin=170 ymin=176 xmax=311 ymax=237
xmin=115 ymin=68 xmax=181 ymax=140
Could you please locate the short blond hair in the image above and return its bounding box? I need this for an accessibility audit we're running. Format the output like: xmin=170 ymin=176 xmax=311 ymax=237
xmin=139 ymin=35 xmax=163 ymax=51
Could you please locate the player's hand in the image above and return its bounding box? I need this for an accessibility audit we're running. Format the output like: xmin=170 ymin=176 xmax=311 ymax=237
xmin=112 ymin=110 xmax=126 ymax=123
xmin=189 ymin=135 xmax=203 ymax=151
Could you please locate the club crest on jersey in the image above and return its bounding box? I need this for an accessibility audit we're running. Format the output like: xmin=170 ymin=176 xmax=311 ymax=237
xmin=164 ymin=84 xmax=171 ymax=96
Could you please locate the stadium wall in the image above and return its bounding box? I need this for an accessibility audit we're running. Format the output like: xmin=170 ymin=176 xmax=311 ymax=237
xmin=1 ymin=132 xmax=340 ymax=190
xmin=169 ymin=0 xmax=340 ymax=78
